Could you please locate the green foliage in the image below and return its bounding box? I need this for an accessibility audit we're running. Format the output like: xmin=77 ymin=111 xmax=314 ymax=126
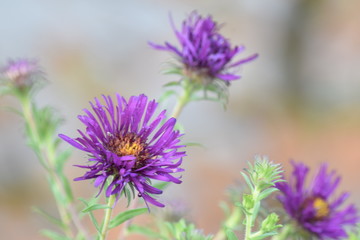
xmin=128 ymin=219 xmax=212 ymax=240
xmin=347 ymin=224 xmax=360 ymax=240
xmin=109 ymin=208 xmax=148 ymax=229
xmin=40 ymin=229 xmax=72 ymax=240
xmin=240 ymin=156 xmax=284 ymax=240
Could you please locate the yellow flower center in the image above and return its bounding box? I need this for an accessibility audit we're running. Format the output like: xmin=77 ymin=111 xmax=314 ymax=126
xmin=313 ymin=197 xmax=329 ymax=219
xmin=107 ymin=133 xmax=149 ymax=166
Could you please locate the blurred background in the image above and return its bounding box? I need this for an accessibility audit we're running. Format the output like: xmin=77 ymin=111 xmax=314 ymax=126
xmin=1 ymin=0 xmax=360 ymax=239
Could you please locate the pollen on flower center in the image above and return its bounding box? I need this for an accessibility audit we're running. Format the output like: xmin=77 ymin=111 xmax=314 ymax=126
xmin=313 ymin=197 xmax=330 ymax=219
xmin=107 ymin=133 xmax=149 ymax=162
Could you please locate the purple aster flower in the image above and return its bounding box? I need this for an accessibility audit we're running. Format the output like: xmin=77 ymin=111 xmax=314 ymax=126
xmin=149 ymin=11 xmax=258 ymax=85
xmin=276 ymin=161 xmax=358 ymax=239
xmin=1 ymin=58 xmax=41 ymax=90
xmin=59 ymin=94 xmax=185 ymax=208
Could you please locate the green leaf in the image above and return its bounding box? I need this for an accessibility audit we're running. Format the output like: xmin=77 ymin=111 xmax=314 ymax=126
xmin=49 ymin=176 xmax=68 ymax=205
xmin=251 ymin=231 xmax=278 ymax=240
xmin=219 ymin=201 xmax=230 ymax=217
xmin=226 ymin=229 xmax=238 ymax=240
xmin=163 ymin=81 xmax=181 ymax=87
xmin=183 ymin=142 xmax=206 ymax=149
xmin=258 ymin=187 xmax=278 ymax=201
xmin=240 ymin=172 xmax=254 ymax=192
xmin=162 ymin=68 xmax=182 ymax=75
xmin=78 ymin=198 xmax=101 ymax=233
xmin=40 ymin=229 xmax=72 ymax=240
xmin=82 ymin=203 xmax=111 ymax=213
xmin=109 ymin=208 xmax=148 ymax=229
xmin=32 ymin=207 xmax=64 ymax=228
xmin=55 ymin=149 xmax=72 ymax=172
xmin=127 ymin=224 xmax=165 ymax=239
xmin=159 ymin=89 xmax=177 ymax=103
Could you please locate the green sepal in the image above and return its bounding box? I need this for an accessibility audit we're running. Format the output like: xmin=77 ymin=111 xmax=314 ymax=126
xmin=40 ymin=229 xmax=72 ymax=240
xmin=108 ymin=208 xmax=148 ymax=229
xmin=161 ymin=67 xmax=182 ymax=76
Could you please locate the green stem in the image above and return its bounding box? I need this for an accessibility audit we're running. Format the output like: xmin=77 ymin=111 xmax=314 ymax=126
xmin=171 ymin=79 xmax=194 ymax=119
xmin=213 ymin=206 xmax=242 ymax=240
xmin=100 ymin=194 xmax=116 ymax=240
xmin=19 ymin=96 xmax=90 ymax=239
xmin=245 ymin=214 xmax=253 ymax=240
xmin=245 ymin=188 xmax=260 ymax=240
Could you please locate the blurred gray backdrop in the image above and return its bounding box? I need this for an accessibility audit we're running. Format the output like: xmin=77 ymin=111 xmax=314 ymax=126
xmin=1 ymin=0 xmax=360 ymax=239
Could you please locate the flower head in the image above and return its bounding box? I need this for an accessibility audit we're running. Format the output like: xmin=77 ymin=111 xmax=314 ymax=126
xmin=59 ymin=94 xmax=185 ymax=207
xmin=276 ymin=161 xmax=358 ymax=239
xmin=149 ymin=11 xmax=258 ymax=85
xmin=1 ymin=59 xmax=41 ymax=91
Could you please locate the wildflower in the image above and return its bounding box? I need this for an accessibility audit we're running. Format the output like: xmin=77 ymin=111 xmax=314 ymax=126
xmin=276 ymin=161 xmax=358 ymax=239
xmin=1 ymin=59 xmax=41 ymax=92
xmin=59 ymin=94 xmax=185 ymax=207
xmin=149 ymin=11 xmax=258 ymax=85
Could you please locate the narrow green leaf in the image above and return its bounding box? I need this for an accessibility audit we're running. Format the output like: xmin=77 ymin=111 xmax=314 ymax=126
xmin=163 ymin=81 xmax=181 ymax=87
xmin=159 ymin=90 xmax=177 ymax=103
xmin=225 ymin=229 xmax=238 ymax=240
xmin=32 ymin=206 xmax=64 ymax=228
xmin=55 ymin=149 xmax=72 ymax=172
xmin=258 ymin=187 xmax=278 ymax=201
xmin=219 ymin=201 xmax=230 ymax=217
xmin=127 ymin=224 xmax=165 ymax=239
xmin=58 ymin=173 xmax=74 ymax=202
xmin=109 ymin=208 xmax=148 ymax=229
xmin=183 ymin=142 xmax=206 ymax=149
xmin=82 ymin=204 xmax=111 ymax=213
xmin=40 ymin=229 xmax=71 ymax=240
xmin=240 ymin=172 xmax=254 ymax=192
xmin=251 ymin=231 xmax=278 ymax=240
xmin=78 ymin=198 xmax=101 ymax=233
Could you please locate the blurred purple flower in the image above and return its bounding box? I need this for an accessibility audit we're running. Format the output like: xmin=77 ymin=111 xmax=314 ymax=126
xmin=276 ymin=161 xmax=358 ymax=239
xmin=149 ymin=11 xmax=258 ymax=84
xmin=59 ymin=94 xmax=185 ymax=208
xmin=1 ymin=59 xmax=40 ymax=89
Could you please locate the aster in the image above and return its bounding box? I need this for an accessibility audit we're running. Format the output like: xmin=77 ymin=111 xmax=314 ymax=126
xmin=59 ymin=94 xmax=185 ymax=208
xmin=276 ymin=161 xmax=358 ymax=239
xmin=0 ymin=58 xmax=42 ymax=95
xmin=149 ymin=11 xmax=258 ymax=85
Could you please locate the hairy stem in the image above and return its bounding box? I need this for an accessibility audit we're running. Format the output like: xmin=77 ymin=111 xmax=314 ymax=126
xmin=100 ymin=194 xmax=116 ymax=240
xmin=20 ymin=96 xmax=89 ymax=239
xmin=171 ymin=79 xmax=194 ymax=119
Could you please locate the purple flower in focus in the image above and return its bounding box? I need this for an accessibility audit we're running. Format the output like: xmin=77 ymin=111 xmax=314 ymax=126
xmin=149 ymin=11 xmax=258 ymax=84
xmin=1 ymin=59 xmax=41 ymax=89
xmin=59 ymin=94 xmax=185 ymax=207
xmin=276 ymin=161 xmax=358 ymax=239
